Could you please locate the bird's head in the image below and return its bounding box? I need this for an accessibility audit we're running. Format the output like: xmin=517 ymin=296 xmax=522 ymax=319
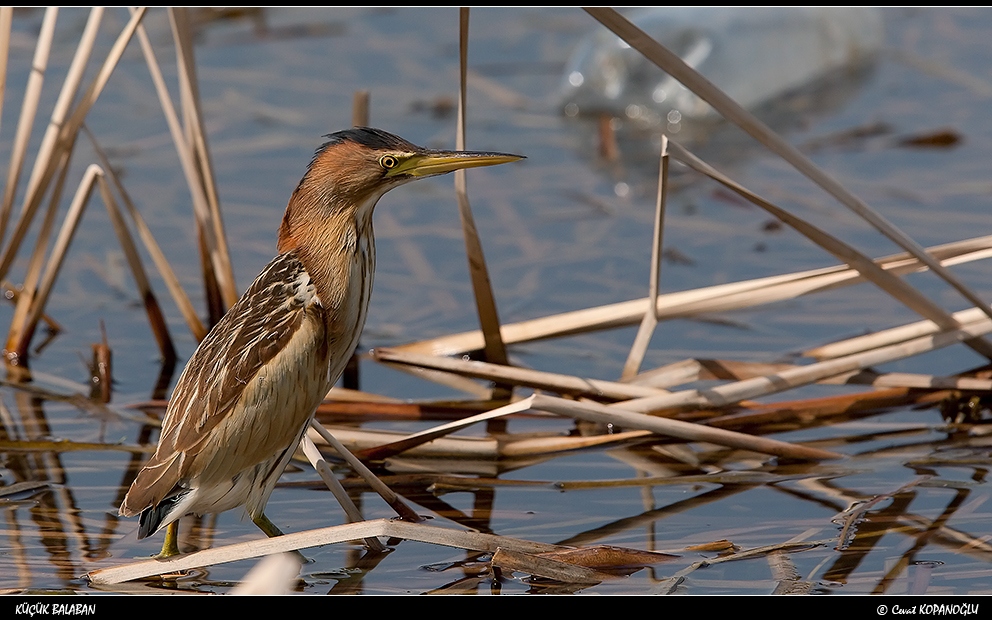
xmin=278 ymin=127 xmax=523 ymax=252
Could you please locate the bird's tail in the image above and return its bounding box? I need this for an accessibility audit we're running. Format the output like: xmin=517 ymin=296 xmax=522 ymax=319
xmin=137 ymin=492 xmax=186 ymax=539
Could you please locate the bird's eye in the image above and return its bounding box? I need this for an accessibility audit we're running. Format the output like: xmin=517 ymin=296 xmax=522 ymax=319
xmin=379 ymin=155 xmax=398 ymax=170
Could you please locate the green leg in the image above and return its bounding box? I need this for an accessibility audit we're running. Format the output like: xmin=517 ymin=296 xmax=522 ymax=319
xmin=156 ymin=521 xmax=181 ymax=559
xmin=253 ymin=512 xmax=286 ymax=537
xmin=253 ymin=512 xmax=309 ymax=564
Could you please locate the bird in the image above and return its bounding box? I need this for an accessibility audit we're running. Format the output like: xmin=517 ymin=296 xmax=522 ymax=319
xmin=119 ymin=127 xmax=523 ymax=558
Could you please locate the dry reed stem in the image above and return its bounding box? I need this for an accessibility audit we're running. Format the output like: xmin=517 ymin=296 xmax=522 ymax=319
xmin=631 ymin=358 xmax=796 ymax=388
xmin=87 ymin=518 xmax=566 ymax=585
xmin=55 ymin=7 xmax=146 ymax=174
xmin=807 ymin=306 xmax=992 ymax=361
xmin=0 ymin=480 xmax=49 ymax=498
xmin=820 ymin=369 xmax=992 ymax=391
xmin=95 ymin=173 xmax=177 ymax=363
xmin=313 ymin=399 xmax=507 ymax=422
xmin=501 ymin=430 xmax=654 ymax=457
xmin=668 ymin=140 xmax=992 ymax=359
xmin=342 ymin=89 xmax=371 ymax=388
xmin=618 ymin=315 xmax=992 ymax=415
xmin=9 ymin=8 xmax=102 ymax=249
xmin=334 ymin=411 xmax=641 ymax=460
xmin=0 ymin=281 xmax=61 ymax=334
xmin=299 ymin=435 xmax=387 ymax=552
xmin=555 ymin=470 xmax=815 ymax=491
xmin=83 ymin=125 xmax=207 ymax=341
xmin=168 ymin=7 xmax=237 ymax=311
xmin=583 ymin=8 xmax=992 ymax=327
xmin=0 ymin=438 xmax=151 ymax=454
xmin=89 ymin=320 xmax=112 ymax=402
xmin=394 ymin=236 xmax=992 ymax=358
xmin=389 ymin=274 xmax=992 ymax=420
xmin=635 ymin=357 xmax=992 ymax=392
xmin=349 ymin=396 xmax=535 ymax=461
xmin=597 ymin=112 xmax=619 ymax=161
xmin=325 ymin=386 xmax=405 ymax=403
xmin=333 ymin=428 xmax=499 ymax=459
xmin=454 ymin=7 xmax=510 ymax=372
xmin=622 ymin=135 xmax=668 ymax=379
xmin=0 ymin=7 xmax=58 ymax=244
xmin=308 ymin=419 xmax=422 ymax=522
xmin=0 ymin=7 xmax=147 ymax=286
xmin=5 ymin=146 xmax=72 ymax=358
xmin=374 ymin=348 xmax=667 ymax=400
xmin=352 ymin=89 xmax=370 ymax=126
xmin=531 ymin=393 xmax=842 ymax=461
xmin=131 ymin=6 xmax=233 ymax=329
xmin=378 ymin=358 xmax=495 ymax=397
xmin=705 ymin=387 xmax=952 ymax=432
xmin=0 ymin=7 xmax=13 ymax=134
xmin=630 ymin=358 xmax=729 ymax=388
xmin=14 ymin=165 xmax=102 ymax=358
xmin=299 ymin=435 xmax=366 ymax=522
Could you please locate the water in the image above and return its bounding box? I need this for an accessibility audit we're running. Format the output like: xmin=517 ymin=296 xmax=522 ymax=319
xmin=2 ymin=7 xmax=992 ymax=595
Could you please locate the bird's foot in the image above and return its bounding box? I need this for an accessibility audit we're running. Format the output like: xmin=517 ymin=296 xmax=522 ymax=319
xmin=154 ymin=522 xmax=182 ymax=559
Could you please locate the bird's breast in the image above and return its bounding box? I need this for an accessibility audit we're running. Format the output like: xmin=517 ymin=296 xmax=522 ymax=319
xmin=312 ymin=223 xmax=375 ymax=385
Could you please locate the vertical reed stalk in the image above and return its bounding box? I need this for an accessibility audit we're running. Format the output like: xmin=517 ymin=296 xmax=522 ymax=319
xmin=621 ymin=136 xmax=669 ymax=380
xmin=352 ymin=89 xmax=370 ymax=126
xmin=168 ymin=7 xmax=237 ymax=317
xmin=96 ymin=174 xmax=178 ymax=364
xmin=14 ymin=165 xmax=102 ymax=362
xmin=9 ymin=7 xmax=103 ymax=254
xmin=0 ymin=7 xmax=58 ymax=244
xmin=299 ymin=435 xmax=386 ymax=552
xmin=0 ymin=7 xmax=147 ymax=285
xmin=0 ymin=7 xmax=16 ymax=146
xmin=454 ymin=8 xmax=509 ymax=371
xmin=4 ymin=146 xmax=71 ymax=365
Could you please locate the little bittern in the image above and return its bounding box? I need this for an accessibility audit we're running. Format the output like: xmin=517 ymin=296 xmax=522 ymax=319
xmin=120 ymin=127 xmax=522 ymax=557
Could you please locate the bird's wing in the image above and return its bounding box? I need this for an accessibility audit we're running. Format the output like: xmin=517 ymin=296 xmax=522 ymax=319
xmin=120 ymin=251 xmax=321 ymax=516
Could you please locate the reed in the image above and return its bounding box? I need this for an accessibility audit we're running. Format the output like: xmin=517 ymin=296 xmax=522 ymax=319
xmin=454 ymin=8 xmax=510 ymax=374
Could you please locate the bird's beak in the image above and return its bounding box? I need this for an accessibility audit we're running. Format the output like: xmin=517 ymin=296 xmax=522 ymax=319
xmin=388 ymin=150 xmax=524 ymax=178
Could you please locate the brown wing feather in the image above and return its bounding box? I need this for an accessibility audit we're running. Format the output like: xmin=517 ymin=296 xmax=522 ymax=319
xmin=120 ymin=251 xmax=318 ymax=516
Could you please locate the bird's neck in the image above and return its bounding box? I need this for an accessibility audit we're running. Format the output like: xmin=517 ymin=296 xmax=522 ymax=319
xmin=276 ymin=190 xmax=378 ymax=314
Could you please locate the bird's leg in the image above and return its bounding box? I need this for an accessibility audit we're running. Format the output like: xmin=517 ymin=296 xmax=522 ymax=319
xmin=156 ymin=521 xmax=181 ymax=559
xmin=253 ymin=512 xmax=310 ymax=564
xmin=252 ymin=512 xmax=286 ymax=537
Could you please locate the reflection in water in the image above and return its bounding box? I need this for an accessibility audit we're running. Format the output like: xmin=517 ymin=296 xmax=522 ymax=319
xmin=3 ymin=392 xmax=75 ymax=585
xmin=4 ymin=380 xmax=992 ymax=594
